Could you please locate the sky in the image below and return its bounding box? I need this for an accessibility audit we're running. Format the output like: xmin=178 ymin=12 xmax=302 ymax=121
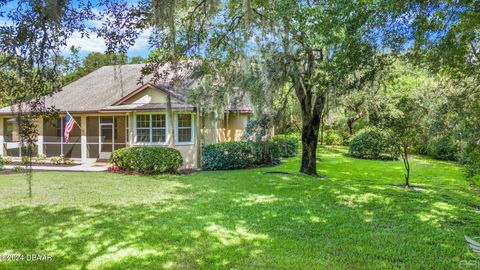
xmin=0 ymin=0 xmax=152 ymax=60
xmin=65 ymin=28 xmax=152 ymax=59
xmin=64 ymin=0 xmax=151 ymax=59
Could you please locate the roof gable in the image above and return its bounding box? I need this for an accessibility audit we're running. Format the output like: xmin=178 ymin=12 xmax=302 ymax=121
xmin=112 ymin=83 xmax=184 ymax=106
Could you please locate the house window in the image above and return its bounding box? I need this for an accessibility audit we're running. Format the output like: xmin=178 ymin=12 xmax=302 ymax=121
xmin=176 ymin=114 xmax=193 ymax=144
xmin=135 ymin=114 xmax=167 ymax=144
xmin=151 ymin=114 xmax=166 ymax=143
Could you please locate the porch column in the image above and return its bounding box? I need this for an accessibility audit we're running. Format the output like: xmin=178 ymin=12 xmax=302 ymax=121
xmin=37 ymin=117 xmax=44 ymax=156
xmin=81 ymin=115 xmax=87 ymax=162
xmin=129 ymin=112 xmax=134 ymax=147
xmin=129 ymin=112 xmax=137 ymax=146
xmin=0 ymin=117 xmax=4 ymax=157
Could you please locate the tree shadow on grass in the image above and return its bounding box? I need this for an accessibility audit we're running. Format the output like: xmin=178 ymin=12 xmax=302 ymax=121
xmin=0 ymin=159 xmax=479 ymax=269
xmin=0 ymin=200 xmax=271 ymax=269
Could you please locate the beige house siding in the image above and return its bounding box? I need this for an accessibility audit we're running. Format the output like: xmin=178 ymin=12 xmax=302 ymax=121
xmin=224 ymin=113 xmax=250 ymax=142
xmin=176 ymin=144 xmax=198 ymax=169
xmin=201 ymin=113 xmax=225 ymax=145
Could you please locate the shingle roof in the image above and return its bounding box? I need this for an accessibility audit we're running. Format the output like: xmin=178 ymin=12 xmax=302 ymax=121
xmin=0 ymin=63 xmax=252 ymax=114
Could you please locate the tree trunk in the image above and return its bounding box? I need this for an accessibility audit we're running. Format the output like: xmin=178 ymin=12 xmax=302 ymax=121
xmin=347 ymin=111 xmax=364 ymax=135
xmin=300 ymin=120 xmax=320 ymax=175
xmin=401 ymin=143 xmax=410 ymax=187
xmin=299 ymin=93 xmax=326 ymax=176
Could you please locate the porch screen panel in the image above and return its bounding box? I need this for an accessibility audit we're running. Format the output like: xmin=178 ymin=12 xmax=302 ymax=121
xmin=43 ymin=144 xmax=61 ymax=156
xmin=87 ymin=117 xmax=99 ymax=158
xmin=87 ymin=145 xmax=99 ymax=159
xmin=63 ymin=144 xmax=81 ymax=158
xmin=4 ymin=118 xmax=20 ymax=156
xmin=114 ymin=116 xmax=126 ymax=150
xmin=43 ymin=116 xmax=81 ymax=157
xmin=43 ymin=118 xmax=62 ymax=142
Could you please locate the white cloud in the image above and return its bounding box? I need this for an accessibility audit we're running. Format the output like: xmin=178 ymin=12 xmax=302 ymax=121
xmin=65 ymin=32 xmax=107 ymax=53
xmin=64 ymin=28 xmax=152 ymax=55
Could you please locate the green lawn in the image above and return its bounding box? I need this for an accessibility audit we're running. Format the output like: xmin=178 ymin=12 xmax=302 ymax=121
xmin=0 ymin=147 xmax=479 ymax=269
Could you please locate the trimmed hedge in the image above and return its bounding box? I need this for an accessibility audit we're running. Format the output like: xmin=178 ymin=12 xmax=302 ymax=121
xmin=201 ymin=141 xmax=280 ymax=170
xmin=349 ymin=128 xmax=400 ymax=160
xmin=110 ymin=146 xmax=183 ymax=175
xmin=273 ymin=134 xmax=299 ymax=158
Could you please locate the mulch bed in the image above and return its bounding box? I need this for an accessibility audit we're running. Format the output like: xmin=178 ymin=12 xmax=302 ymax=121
xmin=7 ymin=162 xmax=79 ymax=167
xmin=0 ymin=169 xmax=24 ymax=175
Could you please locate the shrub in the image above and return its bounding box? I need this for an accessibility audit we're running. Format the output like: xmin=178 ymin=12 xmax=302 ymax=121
xmin=243 ymin=116 xmax=273 ymax=142
xmin=50 ymin=155 xmax=65 ymax=165
xmin=427 ymin=136 xmax=459 ymax=161
xmin=250 ymin=141 xmax=281 ymax=165
xmin=110 ymin=147 xmax=183 ymax=175
xmin=273 ymin=134 xmax=299 ymax=158
xmin=201 ymin=142 xmax=252 ymax=170
xmin=12 ymin=166 xmax=23 ymax=172
xmin=0 ymin=157 xmax=4 ymax=170
xmin=461 ymin=143 xmax=480 ymax=178
xmin=349 ymin=128 xmax=400 ymax=160
xmin=2 ymin=156 xmax=12 ymax=164
xmin=21 ymin=156 xmax=30 ymax=165
xmin=472 ymin=174 xmax=480 ymax=188
xmin=324 ymin=129 xmax=343 ymax=146
xmin=201 ymin=141 xmax=280 ymax=170
xmin=33 ymin=154 xmax=47 ymax=164
xmin=64 ymin=159 xmax=75 ymax=165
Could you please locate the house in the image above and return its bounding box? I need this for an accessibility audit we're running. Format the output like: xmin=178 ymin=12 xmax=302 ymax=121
xmin=0 ymin=64 xmax=252 ymax=168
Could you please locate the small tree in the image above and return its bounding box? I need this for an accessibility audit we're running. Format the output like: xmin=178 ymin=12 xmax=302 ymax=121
xmin=0 ymin=0 xmax=93 ymax=198
xmin=378 ymin=63 xmax=432 ymax=187
xmin=387 ymin=95 xmax=425 ymax=187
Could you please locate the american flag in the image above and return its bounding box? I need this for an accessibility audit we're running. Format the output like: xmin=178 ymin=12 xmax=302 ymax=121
xmin=64 ymin=112 xmax=77 ymax=143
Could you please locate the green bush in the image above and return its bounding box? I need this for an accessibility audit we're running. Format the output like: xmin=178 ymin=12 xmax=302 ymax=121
xmin=349 ymin=128 xmax=400 ymax=160
xmin=21 ymin=156 xmax=30 ymax=165
xmin=250 ymin=141 xmax=281 ymax=165
xmin=273 ymin=134 xmax=299 ymax=158
xmin=33 ymin=154 xmax=47 ymax=164
xmin=2 ymin=156 xmax=12 ymax=164
xmin=472 ymin=174 xmax=480 ymax=188
xmin=50 ymin=155 xmax=65 ymax=165
xmin=461 ymin=143 xmax=480 ymax=178
xmin=110 ymin=147 xmax=183 ymax=175
xmin=427 ymin=136 xmax=459 ymax=161
xmin=0 ymin=157 xmax=4 ymax=170
xmin=202 ymin=141 xmax=280 ymax=170
xmin=324 ymin=129 xmax=343 ymax=146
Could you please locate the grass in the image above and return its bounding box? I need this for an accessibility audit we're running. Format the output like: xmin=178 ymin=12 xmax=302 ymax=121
xmin=0 ymin=146 xmax=479 ymax=269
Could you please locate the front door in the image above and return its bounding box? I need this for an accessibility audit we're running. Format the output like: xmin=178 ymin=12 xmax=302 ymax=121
xmin=99 ymin=123 xmax=114 ymax=159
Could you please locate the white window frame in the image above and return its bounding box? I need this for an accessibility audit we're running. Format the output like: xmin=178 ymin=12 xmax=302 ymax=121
xmin=174 ymin=113 xmax=195 ymax=145
xmin=134 ymin=113 xmax=169 ymax=146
